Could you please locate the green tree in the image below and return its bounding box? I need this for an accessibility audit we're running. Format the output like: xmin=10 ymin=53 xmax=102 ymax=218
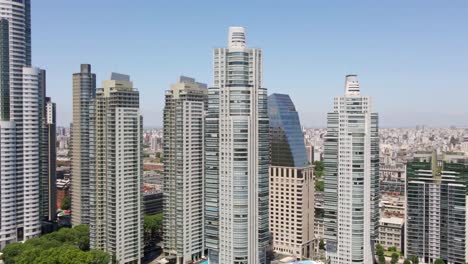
xmin=390 ymin=252 xmax=399 ymax=264
xmin=144 ymin=213 xmax=163 ymax=245
xmin=319 ymin=239 xmax=325 ymax=250
xmin=313 ymin=161 xmax=324 ymax=177
xmin=376 ymin=244 xmax=384 ymax=256
xmin=403 ymin=260 xmax=411 ymax=264
xmin=378 ymin=254 xmax=386 ymax=264
xmin=433 ymin=259 xmax=445 ymax=264
xmin=315 ymin=180 xmax=324 ymax=192
xmin=410 ymin=256 xmax=419 ymax=264
xmin=61 ymin=195 xmax=71 ymax=210
xmin=388 ymin=246 xmax=397 ymax=252
xmin=1 ymin=225 xmax=109 ymax=264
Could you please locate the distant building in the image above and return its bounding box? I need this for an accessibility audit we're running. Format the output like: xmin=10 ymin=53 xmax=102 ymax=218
xmin=378 ymin=217 xmax=404 ymax=252
xmin=405 ymin=151 xmax=468 ymax=264
xmin=305 ymin=145 xmax=314 ymax=164
xmin=90 ymin=73 xmax=143 ymax=263
xmin=324 ymin=75 xmax=380 ymax=264
xmin=56 ymin=179 xmax=71 ymax=210
xmin=144 ymin=190 xmax=163 ymax=215
xmin=268 ymin=93 xmax=315 ymax=259
xmin=163 ymin=76 xmax=207 ymax=262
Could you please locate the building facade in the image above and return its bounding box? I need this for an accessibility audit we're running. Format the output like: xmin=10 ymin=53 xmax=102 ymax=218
xmin=324 ymin=75 xmax=379 ymax=264
xmin=405 ymin=151 xmax=468 ymax=264
xmin=378 ymin=217 xmax=404 ymax=252
xmin=0 ymin=0 xmax=43 ymax=249
xmin=163 ymin=76 xmax=207 ymax=263
xmin=205 ymin=27 xmax=269 ymax=264
xmin=39 ymin=95 xmax=57 ymax=222
xmin=268 ymin=93 xmax=315 ymax=259
xmin=90 ymin=73 xmax=143 ymax=263
xmin=71 ymin=64 xmax=96 ymax=226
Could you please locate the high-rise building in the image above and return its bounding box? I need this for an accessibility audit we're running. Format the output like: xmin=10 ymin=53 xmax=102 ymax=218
xmin=37 ymin=67 xmax=57 ymax=224
xmin=163 ymin=76 xmax=207 ymax=263
xmin=0 ymin=0 xmax=42 ymax=249
xmin=71 ymin=64 xmax=96 ymax=226
xmin=90 ymin=73 xmax=143 ymax=264
xmin=405 ymin=151 xmax=468 ymax=264
xmin=268 ymin=93 xmax=315 ymax=259
xmin=205 ymin=26 xmax=269 ymax=264
xmin=39 ymin=88 xmax=57 ymax=222
xmin=324 ymin=75 xmax=379 ymax=264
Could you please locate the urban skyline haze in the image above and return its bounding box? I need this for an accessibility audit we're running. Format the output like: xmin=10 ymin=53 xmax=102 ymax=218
xmin=32 ymin=0 xmax=468 ymax=127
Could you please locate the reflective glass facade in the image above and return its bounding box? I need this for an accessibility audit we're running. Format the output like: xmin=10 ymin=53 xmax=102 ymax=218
xmin=268 ymin=93 xmax=307 ymax=167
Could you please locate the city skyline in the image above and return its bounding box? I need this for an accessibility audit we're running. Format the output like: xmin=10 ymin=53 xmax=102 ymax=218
xmin=31 ymin=1 xmax=468 ymax=128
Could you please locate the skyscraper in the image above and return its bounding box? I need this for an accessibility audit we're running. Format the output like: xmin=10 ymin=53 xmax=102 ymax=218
xmin=71 ymin=64 xmax=96 ymax=226
xmin=90 ymin=73 xmax=143 ymax=263
xmin=324 ymin=75 xmax=379 ymax=264
xmin=268 ymin=93 xmax=315 ymax=259
xmin=38 ymin=68 xmax=57 ymax=222
xmin=405 ymin=151 xmax=468 ymax=264
xmin=163 ymin=76 xmax=207 ymax=263
xmin=205 ymin=26 xmax=269 ymax=264
xmin=0 ymin=0 xmax=41 ymax=249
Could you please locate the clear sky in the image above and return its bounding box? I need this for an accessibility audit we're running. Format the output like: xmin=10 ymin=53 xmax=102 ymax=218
xmin=32 ymin=0 xmax=468 ymax=128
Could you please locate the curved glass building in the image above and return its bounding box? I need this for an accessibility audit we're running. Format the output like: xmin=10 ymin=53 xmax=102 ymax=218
xmin=268 ymin=93 xmax=308 ymax=167
xmin=268 ymin=93 xmax=315 ymax=259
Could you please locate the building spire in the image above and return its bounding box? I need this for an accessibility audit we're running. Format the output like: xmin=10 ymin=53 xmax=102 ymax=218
xmin=345 ymin=74 xmax=360 ymax=95
xmin=228 ymin=26 xmax=246 ymax=48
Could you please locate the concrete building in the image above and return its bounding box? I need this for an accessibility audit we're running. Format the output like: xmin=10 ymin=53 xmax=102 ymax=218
xmin=71 ymin=64 xmax=96 ymax=226
xmin=324 ymin=75 xmax=380 ymax=264
xmin=205 ymin=27 xmax=269 ymax=264
xmin=378 ymin=217 xmax=404 ymax=252
xmin=268 ymin=93 xmax=315 ymax=259
xmin=90 ymin=73 xmax=143 ymax=263
xmin=405 ymin=151 xmax=468 ymax=264
xmin=163 ymin=76 xmax=207 ymax=263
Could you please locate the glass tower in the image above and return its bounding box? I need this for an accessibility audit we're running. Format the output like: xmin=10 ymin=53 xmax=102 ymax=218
xmin=268 ymin=93 xmax=315 ymax=258
xmin=324 ymin=75 xmax=379 ymax=264
xmin=268 ymin=93 xmax=308 ymax=167
xmin=205 ymin=27 xmax=269 ymax=264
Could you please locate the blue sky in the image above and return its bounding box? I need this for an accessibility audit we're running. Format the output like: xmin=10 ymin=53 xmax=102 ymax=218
xmin=32 ymin=0 xmax=468 ymax=127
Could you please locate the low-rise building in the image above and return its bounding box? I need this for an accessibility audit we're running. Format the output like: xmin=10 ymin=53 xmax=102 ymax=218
xmin=378 ymin=217 xmax=404 ymax=252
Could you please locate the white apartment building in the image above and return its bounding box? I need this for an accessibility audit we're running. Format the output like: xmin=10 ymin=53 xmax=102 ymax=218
xmin=0 ymin=0 xmax=41 ymax=249
xmin=205 ymin=27 xmax=269 ymax=264
xmin=91 ymin=73 xmax=143 ymax=263
xmin=324 ymin=75 xmax=380 ymax=264
xmin=163 ymin=76 xmax=207 ymax=263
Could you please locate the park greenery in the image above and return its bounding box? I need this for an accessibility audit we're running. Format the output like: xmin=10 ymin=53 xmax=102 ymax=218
xmin=1 ymin=225 xmax=109 ymax=264
xmin=144 ymin=213 xmax=163 ymax=245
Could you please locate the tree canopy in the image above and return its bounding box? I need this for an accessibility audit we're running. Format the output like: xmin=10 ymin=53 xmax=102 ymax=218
xmin=61 ymin=195 xmax=71 ymax=210
xmin=1 ymin=225 xmax=109 ymax=264
xmin=315 ymin=180 xmax=324 ymax=192
xmin=433 ymin=259 xmax=445 ymax=264
xmin=313 ymin=161 xmax=324 ymax=177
